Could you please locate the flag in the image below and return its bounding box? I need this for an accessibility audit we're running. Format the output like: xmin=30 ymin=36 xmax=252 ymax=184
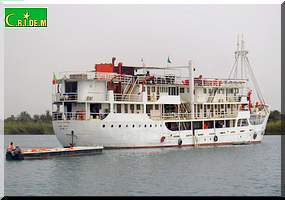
xmin=141 ymin=57 xmax=145 ymax=67
xmin=167 ymin=56 xmax=172 ymax=64
xmin=52 ymin=72 xmax=58 ymax=85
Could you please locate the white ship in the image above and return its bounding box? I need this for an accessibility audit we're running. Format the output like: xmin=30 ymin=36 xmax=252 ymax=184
xmin=52 ymin=38 xmax=270 ymax=148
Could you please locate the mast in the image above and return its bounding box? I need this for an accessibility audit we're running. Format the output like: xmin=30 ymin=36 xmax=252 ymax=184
xmin=188 ymin=60 xmax=194 ymax=119
xmin=228 ymin=34 xmax=269 ymax=114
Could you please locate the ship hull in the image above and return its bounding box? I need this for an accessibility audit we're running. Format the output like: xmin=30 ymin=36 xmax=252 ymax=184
xmin=52 ymin=113 xmax=267 ymax=149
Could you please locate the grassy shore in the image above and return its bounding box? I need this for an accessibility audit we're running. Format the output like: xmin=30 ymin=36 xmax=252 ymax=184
xmin=4 ymin=121 xmax=54 ymax=135
xmin=4 ymin=119 xmax=281 ymax=135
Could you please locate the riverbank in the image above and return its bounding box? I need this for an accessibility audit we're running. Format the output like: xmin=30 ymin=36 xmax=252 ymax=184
xmin=4 ymin=121 xmax=54 ymax=135
xmin=4 ymin=120 xmax=281 ymax=135
xmin=265 ymin=120 xmax=281 ymax=135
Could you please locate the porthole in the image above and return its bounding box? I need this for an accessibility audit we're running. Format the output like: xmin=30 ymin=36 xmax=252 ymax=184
xmin=102 ymin=124 xmax=105 ymax=128
xmin=111 ymin=125 xmax=114 ymax=128
xmin=144 ymin=124 xmax=147 ymax=128
xmin=150 ymin=124 xmax=152 ymax=128
xmin=132 ymin=124 xmax=135 ymax=128
xmin=160 ymin=124 xmax=162 ymax=127
xmin=139 ymin=125 xmax=141 ymax=128
xmin=126 ymin=125 xmax=128 ymax=128
xmin=155 ymin=124 xmax=157 ymax=127
xmin=119 ymin=125 xmax=121 ymax=128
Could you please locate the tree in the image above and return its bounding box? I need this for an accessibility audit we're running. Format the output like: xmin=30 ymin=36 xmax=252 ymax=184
xmin=17 ymin=111 xmax=32 ymax=121
xmin=33 ymin=114 xmax=40 ymax=122
xmin=268 ymin=110 xmax=281 ymax=121
xmin=6 ymin=115 xmax=15 ymax=122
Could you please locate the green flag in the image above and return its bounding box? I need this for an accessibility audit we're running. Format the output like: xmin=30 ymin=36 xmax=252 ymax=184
xmin=167 ymin=56 xmax=172 ymax=64
xmin=52 ymin=72 xmax=58 ymax=85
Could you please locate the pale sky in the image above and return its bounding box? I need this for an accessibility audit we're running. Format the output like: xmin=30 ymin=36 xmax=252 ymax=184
xmin=4 ymin=4 xmax=281 ymax=117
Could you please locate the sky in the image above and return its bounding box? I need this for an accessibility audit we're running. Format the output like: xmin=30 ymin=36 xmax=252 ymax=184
xmin=4 ymin=4 xmax=281 ymax=117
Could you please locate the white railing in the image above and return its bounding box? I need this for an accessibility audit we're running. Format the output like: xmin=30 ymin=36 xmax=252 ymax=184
xmin=56 ymin=71 xmax=134 ymax=81
xmin=114 ymin=93 xmax=142 ymax=102
xmin=53 ymin=93 xmax=78 ymax=102
xmin=150 ymin=111 xmax=239 ymax=120
xmin=85 ymin=92 xmax=108 ymax=102
xmin=52 ymin=112 xmax=109 ymax=121
xmin=193 ymin=78 xmax=246 ymax=87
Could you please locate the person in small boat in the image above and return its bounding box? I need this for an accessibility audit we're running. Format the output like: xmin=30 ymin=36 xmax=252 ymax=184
xmin=7 ymin=142 xmax=15 ymax=152
xmin=14 ymin=146 xmax=22 ymax=154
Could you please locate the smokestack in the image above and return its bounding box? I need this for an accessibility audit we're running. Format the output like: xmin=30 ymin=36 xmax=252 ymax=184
xmin=118 ymin=62 xmax=123 ymax=74
xmin=112 ymin=57 xmax=116 ymax=66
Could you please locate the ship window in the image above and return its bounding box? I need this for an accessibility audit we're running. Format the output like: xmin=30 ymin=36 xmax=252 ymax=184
xmin=155 ymin=104 xmax=159 ymax=110
xmin=132 ymin=124 xmax=135 ymax=128
xmin=144 ymin=124 xmax=147 ymax=128
xmin=180 ymin=88 xmax=185 ymax=93
xmin=160 ymin=124 xmax=162 ymax=127
xmin=126 ymin=125 xmax=128 ymax=127
xmin=155 ymin=124 xmax=157 ymax=127
xmin=136 ymin=104 xmax=141 ymax=110
xmin=146 ymin=105 xmax=153 ymax=113
xmin=124 ymin=104 xmax=128 ymax=113
xmin=65 ymin=81 xmax=78 ymax=93
xmin=102 ymin=124 xmax=105 ymax=128
xmin=116 ymin=104 xmax=121 ymax=113
xmin=225 ymin=120 xmax=235 ymax=128
xmin=130 ymin=104 xmax=134 ymax=113
xmin=139 ymin=125 xmax=141 ymax=128
xmin=150 ymin=124 xmax=152 ymax=128
xmin=193 ymin=121 xmax=203 ymax=130
xmin=238 ymin=119 xmax=248 ymax=127
xmin=166 ymin=122 xmax=191 ymax=131
xmin=118 ymin=125 xmax=121 ymax=128
xmin=111 ymin=125 xmax=114 ymax=128
xmin=204 ymin=121 xmax=214 ymax=129
xmin=215 ymin=120 xmax=225 ymax=128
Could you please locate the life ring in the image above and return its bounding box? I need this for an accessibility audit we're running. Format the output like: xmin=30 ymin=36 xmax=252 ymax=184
xmin=253 ymin=133 xmax=257 ymax=140
xmin=178 ymin=138 xmax=182 ymax=145
xmin=160 ymin=136 xmax=166 ymax=143
xmin=213 ymin=135 xmax=218 ymax=142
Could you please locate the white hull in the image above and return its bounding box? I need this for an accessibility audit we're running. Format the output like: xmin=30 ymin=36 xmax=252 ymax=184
xmin=52 ymin=113 xmax=267 ymax=148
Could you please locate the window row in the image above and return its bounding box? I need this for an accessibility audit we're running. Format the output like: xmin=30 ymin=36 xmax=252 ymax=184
xmin=102 ymin=124 xmax=163 ymax=128
xmin=203 ymin=88 xmax=240 ymax=94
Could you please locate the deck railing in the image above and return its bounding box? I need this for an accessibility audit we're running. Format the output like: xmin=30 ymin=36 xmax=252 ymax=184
xmin=53 ymin=93 xmax=78 ymax=102
xmin=114 ymin=94 xmax=142 ymax=102
xmin=52 ymin=112 xmax=109 ymax=121
xmin=150 ymin=111 xmax=239 ymax=120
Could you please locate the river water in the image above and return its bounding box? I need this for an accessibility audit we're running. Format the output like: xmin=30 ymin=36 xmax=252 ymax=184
xmin=4 ymin=135 xmax=281 ymax=196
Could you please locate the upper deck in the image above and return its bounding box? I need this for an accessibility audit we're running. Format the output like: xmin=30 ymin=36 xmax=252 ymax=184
xmin=52 ymin=70 xmax=248 ymax=104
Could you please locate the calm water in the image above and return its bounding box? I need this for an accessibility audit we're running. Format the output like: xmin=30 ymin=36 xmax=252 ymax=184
xmin=4 ymin=135 xmax=281 ymax=196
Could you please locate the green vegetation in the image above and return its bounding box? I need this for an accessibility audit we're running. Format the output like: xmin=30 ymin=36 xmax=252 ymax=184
xmin=265 ymin=110 xmax=281 ymax=135
xmin=4 ymin=111 xmax=54 ymax=135
xmin=4 ymin=110 xmax=282 ymax=135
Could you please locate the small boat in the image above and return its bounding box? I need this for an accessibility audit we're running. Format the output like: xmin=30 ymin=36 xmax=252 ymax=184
xmin=6 ymin=146 xmax=103 ymax=161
